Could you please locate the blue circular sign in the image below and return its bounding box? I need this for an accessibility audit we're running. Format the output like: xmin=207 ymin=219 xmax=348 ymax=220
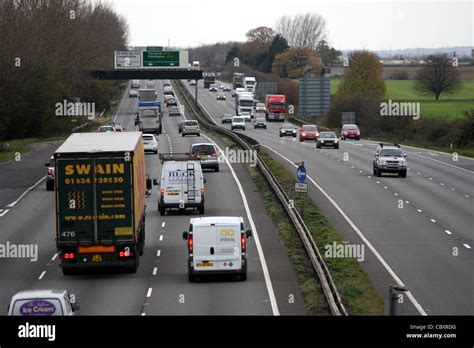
xmin=297 ymin=165 xmax=306 ymax=182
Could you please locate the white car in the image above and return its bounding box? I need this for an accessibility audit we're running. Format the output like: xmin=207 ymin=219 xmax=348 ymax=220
xmin=155 ymin=155 xmax=205 ymax=215
xmin=190 ymin=80 xmax=197 ymax=86
xmin=239 ymin=111 xmax=252 ymax=122
xmin=255 ymin=103 xmax=266 ymax=112
xmin=129 ymin=89 xmax=138 ymax=98
xmin=8 ymin=289 xmax=80 ymax=316
xmin=182 ymin=216 xmax=252 ymax=281
xmin=231 ymin=116 xmax=246 ymax=131
xmin=142 ymin=134 xmax=158 ymax=154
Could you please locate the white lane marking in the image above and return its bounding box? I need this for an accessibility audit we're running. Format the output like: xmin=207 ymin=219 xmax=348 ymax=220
xmin=394 ymin=193 xmax=398 ymax=196
xmin=376 ymin=181 xmax=381 ymax=184
xmin=417 ymin=172 xmax=422 ymax=175
xmin=417 ymin=209 xmax=423 ymax=213
xmin=141 ymin=313 xmax=146 ymax=316
xmin=465 ymin=195 xmax=470 ymax=198
xmin=201 ymin=134 xmax=280 ymax=316
xmin=440 ymin=183 xmax=445 ymax=186
xmin=445 ymin=230 xmax=452 ymax=235
xmin=153 ymin=267 xmax=158 ymax=276
xmin=451 ymin=188 xmax=455 ymax=191
xmin=51 ymin=253 xmax=59 ymax=261
xmin=7 ymin=176 xmax=46 ymax=208
xmin=157 ymin=250 xmax=161 ymax=257
xmin=159 ymin=235 xmax=163 ymax=242
xmin=405 ymin=201 xmax=410 ymax=204
xmin=38 ymin=271 xmax=46 ymax=280
xmin=161 ymin=222 xmax=165 ymax=228
xmin=407 ymin=151 xmax=474 ymax=174
xmin=384 ymin=186 xmax=388 ymax=189
xmin=113 ymin=84 xmax=129 ymax=123
xmin=430 ymin=219 xmax=436 ymax=223
xmin=262 ymin=144 xmax=427 ymax=315
xmin=146 ymin=288 xmax=153 ymax=298
xmin=463 ymin=244 xmax=471 ymax=249
xmin=368 ymin=175 xmax=372 ymax=178
xmin=428 ymin=177 xmax=433 ymax=180
xmin=0 ymin=209 xmax=10 ymax=217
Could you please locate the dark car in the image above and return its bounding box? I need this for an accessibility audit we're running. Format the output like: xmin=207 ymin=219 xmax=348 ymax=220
xmin=299 ymin=124 xmax=319 ymax=141
xmin=44 ymin=156 xmax=55 ymax=191
xmin=221 ymin=114 xmax=233 ymax=124
xmin=341 ymin=124 xmax=360 ymax=140
xmin=279 ymin=124 xmax=297 ymax=137
xmin=169 ymin=106 xmax=181 ymax=117
xmin=316 ymin=132 xmax=339 ymax=149
xmin=223 ymin=85 xmax=231 ymax=92
xmin=254 ymin=117 xmax=267 ymax=129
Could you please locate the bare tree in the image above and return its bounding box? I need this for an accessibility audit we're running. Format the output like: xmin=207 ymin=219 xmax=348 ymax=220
xmin=275 ymin=12 xmax=327 ymax=50
xmin=246 ymin=26 xmax=273 ymax=45
xmin=415 ymin=55 xmax=462 ymax=100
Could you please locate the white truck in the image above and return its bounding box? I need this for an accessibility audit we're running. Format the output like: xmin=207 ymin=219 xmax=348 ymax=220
xmin=154 ymin=154 xmax=205 ymax=215
xmin=244 ymin=76 xmax=257 ymax=93
xmin=235 ymin=91 xmax=254 ymax=116
xmin=182 ymin=216 xmax=252 ymax=282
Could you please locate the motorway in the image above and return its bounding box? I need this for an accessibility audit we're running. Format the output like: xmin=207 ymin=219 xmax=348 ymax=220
xmin=184 ymin=79 xmax=474 ymax=315
xmin=0 ymin=81 xmax=307 ymax=315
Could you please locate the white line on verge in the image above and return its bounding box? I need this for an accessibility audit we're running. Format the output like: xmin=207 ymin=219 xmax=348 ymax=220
xmin=7 ymin=176 xmax=46 ymax=208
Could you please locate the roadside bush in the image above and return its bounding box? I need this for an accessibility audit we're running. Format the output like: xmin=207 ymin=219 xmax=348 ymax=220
xmin=389 ymin=71 xmax=409 ymax=80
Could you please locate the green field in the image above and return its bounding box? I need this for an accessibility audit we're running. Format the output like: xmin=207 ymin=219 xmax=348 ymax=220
xmin=330 ymin=79 xmax=474 ymax=120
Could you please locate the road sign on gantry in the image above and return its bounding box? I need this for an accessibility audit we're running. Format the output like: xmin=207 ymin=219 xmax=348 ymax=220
xmin=142 ymin=50 xmax=188 ymax=68
xmin=114 ymin=51 xmax=142 ymax=69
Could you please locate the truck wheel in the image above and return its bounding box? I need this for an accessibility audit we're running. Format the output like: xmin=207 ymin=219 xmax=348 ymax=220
xmin=159 ymin=204 xmax=165 ymax=216
xmin=215 ymin=166 xmax=219 ymax=172
xmin=139 ymin=226 xmax=145 ymax=256
xmin=240 ymin=272 xmax=247 ymax=281
xmin=182 ymin=133 xmax=185 ymax=137
xmin=373 ymin=165 xmax=377 ymax=176
xmin=199 ymin=204 xmax=205 ymax=215
xmin=46 ymin=180 xmax=54 ymax=191
xmin=62 ymin=268 xmax=76 ymax=276
xmin=376 ymin=168 xmax=382 ymax=177
xmin=188 ymin=274 xmax=196 ymax=282
xmin=127 ymin=259 xmax=138 ymax=273
xmin=400 ymin=170 xmax=407 ymax=178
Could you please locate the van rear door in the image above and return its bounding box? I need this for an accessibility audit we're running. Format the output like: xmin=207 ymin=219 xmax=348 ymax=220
xmin=216 ymin=223 xmax=242 ymax=271
xmin=193 ymin=224 xmax=218 ymax=271
xmin=162 ymin=163 xmax=185 ymax=204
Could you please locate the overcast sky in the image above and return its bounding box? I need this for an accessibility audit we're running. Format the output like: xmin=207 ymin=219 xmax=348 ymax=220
xmin=111 ymin=0 xmax=473 ymax=50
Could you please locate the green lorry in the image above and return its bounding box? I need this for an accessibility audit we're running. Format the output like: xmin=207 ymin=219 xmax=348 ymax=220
xmin=53 ymin=132 xmax=152 ymax=275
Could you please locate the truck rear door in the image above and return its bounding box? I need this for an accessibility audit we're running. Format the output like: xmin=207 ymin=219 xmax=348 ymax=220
xmin=56 ymin=156 xmax=134 ymax=244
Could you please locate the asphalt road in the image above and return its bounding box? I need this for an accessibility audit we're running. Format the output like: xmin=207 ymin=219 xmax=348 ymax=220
xmin=184 ymin=79 xmax=474 ymax=315
xmin=0 ymin=80 xmax=307 ymax=315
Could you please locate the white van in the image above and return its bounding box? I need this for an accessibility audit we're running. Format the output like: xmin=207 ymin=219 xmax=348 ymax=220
xmin=8 ymin=289 xmax=79 ymax=316
xmin=182 ymin=216 xmax=252 ymax=282
xmin=155 ymin=154 xmax=205 ymax=215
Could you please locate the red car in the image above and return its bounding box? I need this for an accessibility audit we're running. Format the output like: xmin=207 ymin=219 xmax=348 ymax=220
xmin=341 ymin=124 xmax=360 ymax=140
xmin=299 ymin=124 xmax=319 ymax=141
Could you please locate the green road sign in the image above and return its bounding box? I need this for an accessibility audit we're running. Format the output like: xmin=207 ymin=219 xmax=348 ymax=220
xmin=143 ymin=51 xmax=180 ymax=67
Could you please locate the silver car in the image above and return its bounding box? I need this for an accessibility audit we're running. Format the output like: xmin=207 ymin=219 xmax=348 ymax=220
xmin=142 ymin=134 xmax=158 ymax=154
xmin=189 ymin=143 xmax=219 ymax=172
xmin=182 ymin=120 xmax=200 ymax=137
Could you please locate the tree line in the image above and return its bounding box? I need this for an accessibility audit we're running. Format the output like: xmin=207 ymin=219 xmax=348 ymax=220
xmin=0 ymin=0 xmax=128 ymax=140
